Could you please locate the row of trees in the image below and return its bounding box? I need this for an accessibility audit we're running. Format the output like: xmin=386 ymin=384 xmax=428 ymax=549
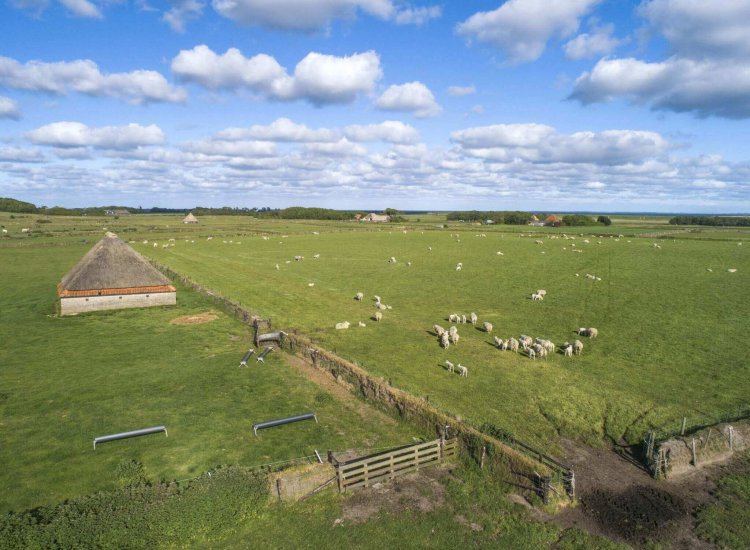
xmin=669 ymin=216 xmax=750 ymax=227
xmin=446 ymin=211 xmax=534 ymax=225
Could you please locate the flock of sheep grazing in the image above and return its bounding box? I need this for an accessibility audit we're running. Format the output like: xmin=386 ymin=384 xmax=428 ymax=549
xmin=335 ymin=293 xmax=390 ymax=329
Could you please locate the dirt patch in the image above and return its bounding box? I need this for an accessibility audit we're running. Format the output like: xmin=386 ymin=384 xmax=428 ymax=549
xmin=545 ymin=439 xmax=749 ymax=549
xmin=340 ymin=463 xmax=451 ymax=524
xmin=169 ymin=311 xmax=219 ymax=325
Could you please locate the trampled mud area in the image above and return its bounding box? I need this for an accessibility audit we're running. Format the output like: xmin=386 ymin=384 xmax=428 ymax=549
xmin=547 ymin=440 xmax=747 ymax=548
xmin=169 ymin=311 xmax=219 ymax=325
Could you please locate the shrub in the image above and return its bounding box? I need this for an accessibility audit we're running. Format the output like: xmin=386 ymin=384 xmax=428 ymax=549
xmin=597 ymin=215 xmax=612 ymax=226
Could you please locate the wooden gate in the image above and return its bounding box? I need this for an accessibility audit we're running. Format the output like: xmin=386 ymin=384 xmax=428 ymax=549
xmin=336 ymin=438 xmax=457 ymax=492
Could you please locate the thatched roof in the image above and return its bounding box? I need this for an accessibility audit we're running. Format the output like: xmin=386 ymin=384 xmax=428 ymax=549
xmin=60 ymin=235 xmax=171 ymax=291
xmin=183 ymin=213 xmax=198 ymax=223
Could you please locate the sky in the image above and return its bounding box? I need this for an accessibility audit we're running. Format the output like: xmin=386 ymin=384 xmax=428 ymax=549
xmin=1 ymin=0 xmax=749 ymax=213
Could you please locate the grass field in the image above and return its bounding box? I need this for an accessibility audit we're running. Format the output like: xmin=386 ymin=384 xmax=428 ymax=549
xmin=0 ymin=242 xmax=422 ymax=513
xmin=129 ymin=219 xmax=750 ymax=451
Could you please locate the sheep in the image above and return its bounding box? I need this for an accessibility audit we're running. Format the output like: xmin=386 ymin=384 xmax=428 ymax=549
xmin=433 ymin=324 xmax=446 ymax=336
xmin=335 ymin=321 xmax=350 ymax=330
xmin=440 ymin=332 xmax=450 ymax=348
xmin=496 ymin=251 xmax=504 ymax=256
xmin=537 ymin=289 xmax=547 ymax=297
xmin=407 ymin=262 xmax=412 ymax=267
xmin=389 ymin=256 xmax=397 ymax=263
xmin=728 ymin=268 xmax=737 ymax=273
xmin=308 ymin=283 xmax=315 ymax=287
xmin=377 ymin=302 xmax=388 ymax=310
xmin=449 ymin=314 xmax=458 ymax=323
xmin=587 ymin=327 xmax=598 ymax=338
xmin=457 ymin=364 xmax=468 ymax=377
xmin=577 ymin=327 xmax=588 ymax=337
xmin=536 ymin=339 xmax=555 ymax=354
xmin=450 ymin=332 xmax=460 ymax=345
xmin=373 ymin=311 xmax=383 ymax=322
xmin=358 ymin=321 xmax=366 ymax=327
xmin=456 ymin=264 xmax=462 ymax=271
xmin=449 ymin=326 xmax=458 ymax=336
xmin=373 ymin=295 xmax=381 ymax=304
xmin=445 ymin=360 xmax=455 ymax=373
xmin=573 ymin=340 xmax=583 ymax=355
xmin=519 ymin=335 xmax=533 ymax=350
xmin=21 ymin=228 xmax=29 ymax=233
xmin=355 ymin=292 xmax=364 ymax=301
xmin=461 ymin=314 xmax=467 ymax=324
xmin=294 ymin=255 xmax=304 ymax=261
xmin=494 ymin=336 xmax=503 ymax=349
xmin=313 ymin=254 xmax=320 ymax=259
xmin=535 ymin=240 xmax=543 ymax=245
xmin=483 ymin=322 xmax=493 ymax=333
xmin=563 ymin=345 xmax=573 ymax=357
xmin=470 ymin=312 xmax=478 ymax=325
xmin=428 ymin=246 xmax=432 ymax=252
xmin=262 ymin=236 xmax=269 ymax=240
xmin=528 ymin=348 xmax=536 ymax=360
xmin=508 ymin=337 xmax=519 ymax=353
xmin=531 ymin=293 xmax=543 ymax=301
xmin=385 ymin=304 xmax=392 ymax=310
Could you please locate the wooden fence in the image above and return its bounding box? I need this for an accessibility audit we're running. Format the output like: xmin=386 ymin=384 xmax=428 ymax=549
xmin=336 ymin=438 xmax=457 ymax=492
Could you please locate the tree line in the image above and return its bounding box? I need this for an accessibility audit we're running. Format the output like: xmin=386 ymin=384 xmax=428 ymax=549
xmin=669 ymin=215 xmax=750 ymax=227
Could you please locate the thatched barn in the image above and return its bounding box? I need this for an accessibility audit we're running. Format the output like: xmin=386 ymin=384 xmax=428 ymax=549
xmin=57 ymin=233 xmax=176 ymax=315
xmin=183 ymin=213 xmax=198 ymax=224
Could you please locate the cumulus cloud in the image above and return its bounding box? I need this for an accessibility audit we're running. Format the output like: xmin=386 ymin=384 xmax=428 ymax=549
xmin=0 ymin=56 xmax=186 ymax=104
xmin=564 ymin=23 xmax=624 ymax=60
xmin=211 ymin=0 xmax=393 ymax=31
xmin=26 ymin=122 xmax=165 ymax=149
xmin=59 ymin=0 xmax=102 ymax=17
xmin=570 ymin=57 xmax=750 ymax=119
xmin=344 ymin=120 xmax=419 ymax=143
xmin=0 ymin=96 xmax=20 ymax=119
xmin=456 ymin=0 xmax=601 ymax=64
xmin=0 ymin=147 xmax=44 ymax=162
xmin=303 ymin=138 xmax=367 ymax=157
xmin=451 ymin=123 xmax=668 ymax=164
xmin=394 ymin=5 xmax=441 ymax=25
xmin=375 ymin=81 xmax=441 ymax=118
xmin=216 ymin=118 xmax=337 ymax=142
xmin=570 ymin=0 xmax=750 ymax=119
xmin=180 ymin=139 xmax=277 ymax=157
xmin=163 ymin=0 xmax=205 ymax=32
xmin=447 ymin=85 xmax=476 ymax=97
xmin=171 ymin=46 xmax=381 ymax=105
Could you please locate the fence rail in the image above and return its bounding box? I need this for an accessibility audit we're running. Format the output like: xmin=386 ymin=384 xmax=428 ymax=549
xmin=336 ymin=438 xmax=457 ymax=492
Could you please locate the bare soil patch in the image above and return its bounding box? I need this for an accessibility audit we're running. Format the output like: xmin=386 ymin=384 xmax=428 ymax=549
xmin=339 ymin=463 xmax=452 ymax=524
xmin=169 ymin=311 xmax=219 ymax=325
xmin=546 ymin=440 xmax=748 ymax=549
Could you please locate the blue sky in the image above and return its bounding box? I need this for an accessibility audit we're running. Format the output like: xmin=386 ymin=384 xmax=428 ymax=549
xmin=1 ymin=0 xmax=749 ymax=212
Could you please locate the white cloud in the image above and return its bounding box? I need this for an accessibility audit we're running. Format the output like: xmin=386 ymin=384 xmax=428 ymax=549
xmin=570 ymin=57 xmax=750 ymax=119
xmin=0 ymin=96 xmax=20 ymax=119
xmin=639 ymin=0 xmax=750 ymax=59
xmin=447 ymin=85 xmax=476 ymax=97
xmin=0 ymin=147 xmax=44 ymax=162
xmin=0 ymin=56 xmax=186 ymax=104
xmin=181 ymin=139 xmax=277 ymax=157
xmin=564 ymin=23 xmax=624 ymax=60
xmin=344 ymin=120 xmax=419 ymax=143
xmin=376 ymin=81 xmax=441 ymax=118
xmin=394 ymin=5 xmax=441 ymax=25
xmin=216 ymin=118 xmax=338 ymax=142
xmin=303 ymin=138 xmax=367 ymax=157
xmin=584 ymin=181 xmax=606 ymax=188
xmin=163 ymin=0 xmax=205 ymax=32
xmin=570 ymin=0 xmax=750 ymax=119
xmin=451 ymin=123 xmax=668 ymax=164
xmin=59 ymin=0 xmax=102 ymax=18
xmin=171 ymin=46 xmax=381 ymax=105
xmin=26 ymin=122 xmax=165 ymax=149
xmin=211 ymin=0 xmax=393 ymax=31
xmin=456 ymin=0 xmax=601 ymax=64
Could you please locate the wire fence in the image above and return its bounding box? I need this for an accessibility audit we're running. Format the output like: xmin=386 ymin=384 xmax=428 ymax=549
xmin=649 ymin=404 xmax=750 ymax=443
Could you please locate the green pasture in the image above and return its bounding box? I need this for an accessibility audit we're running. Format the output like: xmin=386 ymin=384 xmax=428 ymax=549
xmin=0 ymin=243 xmax=421 ymax=513
xmin=138 ymin=222 xmax=750 ymax=451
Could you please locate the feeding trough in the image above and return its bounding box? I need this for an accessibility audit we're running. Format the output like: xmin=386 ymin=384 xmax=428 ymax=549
xmin=93 ymin=426 xmax=167 ymax=449
xmin=239 ymin=349 xmax=255 ymax=367
xmin=257 ymin=346 xmax=274 ymax=364
xmin=253 ymin=413 xmax=317 ymax=435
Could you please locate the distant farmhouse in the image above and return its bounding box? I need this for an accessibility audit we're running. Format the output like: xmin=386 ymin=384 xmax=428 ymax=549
xmin=545 ymin=215 xmax=562 ymax=227
xmin=105 ymin=209 xmax=131 ymax=216
xmin=359 ymin=213 xmax=391 ymax=223
xmin=183 ymin=213 xmax=198 ymax=224
xmin=57 ymin=233 xmax=176 ymax=315
xmin=528 ymin=215 xmax=545 ymax=227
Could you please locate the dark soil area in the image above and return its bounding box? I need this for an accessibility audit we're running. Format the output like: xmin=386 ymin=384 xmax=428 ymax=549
xmin=547 ymin=440 xmax=747 ymax=549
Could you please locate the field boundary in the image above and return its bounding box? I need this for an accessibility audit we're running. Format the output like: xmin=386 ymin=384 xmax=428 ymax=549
xmin=150 ymin=260 xmax=574 ymax=504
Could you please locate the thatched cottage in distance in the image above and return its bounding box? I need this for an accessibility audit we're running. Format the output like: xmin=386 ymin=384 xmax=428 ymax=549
xmin=57 ymin=233 xmax=176 ymax=315
xmin=183 ymin=213 xmax=198 ymax=224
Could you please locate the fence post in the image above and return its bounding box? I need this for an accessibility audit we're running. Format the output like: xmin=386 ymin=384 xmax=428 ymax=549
xmin=276 ymin=478 xmax=283 ymax=501
xmin=480 ymin=446 xmax=486 ymax=470
xmin=728 ymin=426 xmax=734 ymax=450
xmin=691 ymin=438 xmax=697 ymax=466
xmin=681 ymin=417 xmax=687 ymax=436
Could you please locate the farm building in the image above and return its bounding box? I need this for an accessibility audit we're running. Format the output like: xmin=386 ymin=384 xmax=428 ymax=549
xmin=361 ymin=213 xmax=391 ymax=222
xmin=57 ymin=233 xmax=176 ymax=315
xmin=545 ymin=215 xmax=562 ymax=227
xmin=183 ymin=212 xmax=198 ymax=224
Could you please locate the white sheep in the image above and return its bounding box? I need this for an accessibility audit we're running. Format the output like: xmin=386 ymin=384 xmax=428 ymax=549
xmin=450 ymin=332 xmax=460 ymax=345
xmin=389 ymin=256 xmax=397 ymax=263
xmin=508 ymin=337 xmax=519 ymax=353
xmin=577 ymin=327 xmax=588 ymax=336
xmin=456 ymin=264 xmax=462 ymax=271
xmin=494 ymin=336 xmax=503 ymax=349
xmin=587 ymin=327 xmax=598 ymax=338
xmin=537 ymin=289 xmax=547 ymax=297
xmin=440 ymin=332 xmax=450 ymax=348
xmin=433 ymin=324 xmax=446 ymax=336
xmin=519 ymin=335 xmax=533 ymax=350
xmin=457 ymin=364 xmax=468 ymax=377
xmin=470 ymin=312 xmax=478 ymax=325
xmin=335 ymin=321 xmax=350 ymax=330
xmin=449 ymin=313 xmax=457 ymax=323
xmin=377 ymin=302 xmax=387 ymax=311
xmin=313 ymin=254 xmax=320 ymax=259
xmin=373 ymin=295 xmax=381 ymax=304
xmin=373 ymin=311 xmax=382 ymax=322
xmin=563 ymin=345 xmax=573 ymax=357
xmin=294 ymin=255 xmax=304 ymax=261
xmin=573 ymin=340 xmax=583 ymax=355
xmin=496 ymin=251 xmax=504 ymax=256
xmin=461 ymin=314 xmax=467 ymax=324
xmin=449 ymin=326 xmax=458 ymax=336
xmin=358 ymin=321 xmax=366 ymax=327
xmin=355 ymin=292 xmax=364 ymax=301
xmin=445 ymin=360 xmax=455 ymax=373
xmin=531 ymin=293 xmax=543 ymax=301
xmin=483 ymin=322 xmax=493 ymax=333
xmin=528 ymin=348 xmax=536 ymax=360
xmin=428 ymin=246 xmax=432 ymax=252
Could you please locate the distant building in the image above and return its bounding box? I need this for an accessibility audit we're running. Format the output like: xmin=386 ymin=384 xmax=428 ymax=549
xmin=183 ymin=213 xmax=198 ymax=224
xmin=105 ymin=209 xmax=130 ymax=216
xmin=545 ymin=215 xmax=562 ymax=227
xmin=361 ymin=213 xmax=391 ymax=222
xmin=57 ymin=233 xmax=176 ymax=315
